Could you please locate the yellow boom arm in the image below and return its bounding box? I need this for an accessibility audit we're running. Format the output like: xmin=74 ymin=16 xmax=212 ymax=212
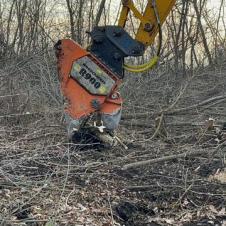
xmin=118 ymin=0 xmax=176 ymax=47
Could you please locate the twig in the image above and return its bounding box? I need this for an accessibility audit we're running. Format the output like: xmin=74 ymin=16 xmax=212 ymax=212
xmin=149 ymin=113 xmax=164 ymax=140
xmin=0 ymin=110 xmax=62 ymax=119
xmin=0 ymin=93 xmax=27 ymax=98
xmin=114 ymin=136 xmax=128 ymax=150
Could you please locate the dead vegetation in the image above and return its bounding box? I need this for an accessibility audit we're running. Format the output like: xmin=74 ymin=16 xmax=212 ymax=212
xmin=0 ymin=53 xmax=226 ymax=226
xmin=1 ymin=0 xmax=226 ymax=225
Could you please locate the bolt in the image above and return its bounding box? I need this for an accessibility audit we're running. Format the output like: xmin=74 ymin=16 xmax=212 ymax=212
xmin=91 ymin=99 xmax=101 ymax=110
xmin=144 ymin=23 xmax=153 ymax=32
xmin=131 ymin=45 xmax=142 ymax=55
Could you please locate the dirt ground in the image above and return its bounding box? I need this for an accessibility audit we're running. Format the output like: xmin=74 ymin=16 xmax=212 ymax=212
xmin=0 ymin=57 xmax=226 ymax=225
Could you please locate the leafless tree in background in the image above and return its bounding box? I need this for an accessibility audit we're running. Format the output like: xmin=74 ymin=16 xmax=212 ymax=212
xmin=0 ymin=0 xmax=225 ymax=69
xmin=0 ymin=2 xmax=226 ymax=225
xmin=65 ymin=0 xmax=109 ymax=45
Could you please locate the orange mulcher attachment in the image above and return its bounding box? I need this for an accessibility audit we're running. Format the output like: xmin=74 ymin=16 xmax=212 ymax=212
xmin=55 ymin=39 xmax=122 ymax=128
xmin=55 ymin=24 xmax=146 ymax=146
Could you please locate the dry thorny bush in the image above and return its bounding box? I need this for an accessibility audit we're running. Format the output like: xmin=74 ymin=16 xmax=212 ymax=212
xmin=0 ymin=52 xmax=226 ymax=225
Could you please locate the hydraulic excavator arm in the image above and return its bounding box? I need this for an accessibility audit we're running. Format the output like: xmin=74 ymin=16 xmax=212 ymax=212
xmin=118 ymin=0 xmax=176 ymax=47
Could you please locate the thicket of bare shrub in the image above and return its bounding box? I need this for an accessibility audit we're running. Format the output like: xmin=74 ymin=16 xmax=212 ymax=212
xmin=0 ymin=0 xmax=226 ymax=225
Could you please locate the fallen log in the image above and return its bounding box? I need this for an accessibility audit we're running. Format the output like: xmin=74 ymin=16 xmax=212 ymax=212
xmin=122 ymin=141 xmax=226 ymax=170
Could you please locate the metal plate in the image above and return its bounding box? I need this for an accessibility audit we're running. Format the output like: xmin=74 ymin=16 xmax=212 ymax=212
xmin=71 ymin=56 xmax=115 ymax=96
